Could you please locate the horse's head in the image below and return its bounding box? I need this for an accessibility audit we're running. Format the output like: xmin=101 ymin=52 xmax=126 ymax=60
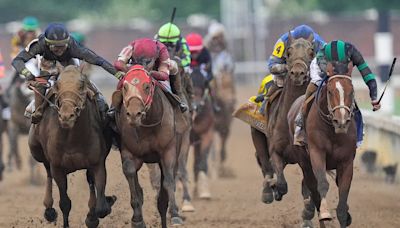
xmin=54 ymin=65 xmax=88 ymax=129
xmin=120 ymin=65 xmax=154 ymax=127
xmin=190 ymin=67 xmax=208 ymax=114
xmin=286 ymin=31 xmax=315 ymax=85
xmin=325 ymin=62 xmax=355 ymax=133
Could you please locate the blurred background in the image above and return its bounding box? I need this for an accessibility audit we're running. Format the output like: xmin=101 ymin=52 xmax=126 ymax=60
xmin=0 ymin=0 xmax=399 ymax=227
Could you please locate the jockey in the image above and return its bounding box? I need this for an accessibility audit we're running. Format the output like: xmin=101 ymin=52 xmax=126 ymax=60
xmin=155 ymin=23 xmax=191 ymax=73
xmin=293 ymin=40 xmax=381 ymax=145
xmin=249 ymin=74 xmax=274 ymax=113
xmin=186 ymin=32 xmax=221 ymax=112
xmin=265 ymin=25 xmax=325 ymax=100
xmin=113 ymin=37 xmax=188 ymax=113
xmin=12 ymin=23 xmax=124 ymax=124
xmin=11 ymin=16 xmax=41 ymax=59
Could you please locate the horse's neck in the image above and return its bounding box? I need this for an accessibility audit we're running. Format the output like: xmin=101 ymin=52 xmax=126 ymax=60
xmin=141 ymin=87 xmax=165 ymax=125
xmin=275 ymin=80 xmax=307 ymax=121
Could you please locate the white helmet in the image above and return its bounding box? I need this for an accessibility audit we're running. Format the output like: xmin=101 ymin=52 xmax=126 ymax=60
xmin=208 ymin=21 xmax=225 ymax=38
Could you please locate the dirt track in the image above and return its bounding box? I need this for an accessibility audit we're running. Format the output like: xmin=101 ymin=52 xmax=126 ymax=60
xmin=0 ymin=85 xmax=399 ymax=228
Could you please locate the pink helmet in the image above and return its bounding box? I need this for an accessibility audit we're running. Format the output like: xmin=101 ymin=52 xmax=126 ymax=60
xmin=186 ymin=33 xmax=203 ymax=52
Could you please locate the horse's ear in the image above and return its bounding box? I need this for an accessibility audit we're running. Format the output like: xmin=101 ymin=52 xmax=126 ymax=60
xmin=111 ymin=90 xmax=123 ymax=111
xmin=288 ymin=31 xmax=294 ymax=45
xmin=307 ymin=33 xmax=314 ymax=43
xmin=346 ymin=62 xmax=354 ymax=76
xmin=326 ymin=62 xmax=334 ymax=77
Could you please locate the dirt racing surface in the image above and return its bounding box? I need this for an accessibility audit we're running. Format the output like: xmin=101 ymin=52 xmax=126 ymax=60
xmin=0 ymin=85 xmax=399 ymax=228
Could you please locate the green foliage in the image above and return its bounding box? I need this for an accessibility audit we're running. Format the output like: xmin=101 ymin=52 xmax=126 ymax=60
xmin=317 ymin=0 xmax=400 ymax=12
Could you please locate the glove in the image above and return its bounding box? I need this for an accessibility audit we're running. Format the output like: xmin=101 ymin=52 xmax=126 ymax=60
xmin=254 ymin=94 xmax=265 ymax=103
xmin=114 ymin=71 xmax=125 ymax=80
xmin=21 ymin=68 xmax=35 ymax=81
xmin=371 ymin=99 xmax=381 ymax=111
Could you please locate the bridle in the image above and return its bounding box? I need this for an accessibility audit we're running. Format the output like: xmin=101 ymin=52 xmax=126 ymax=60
xmin=316 ymin=75 xmax=355 ymax=125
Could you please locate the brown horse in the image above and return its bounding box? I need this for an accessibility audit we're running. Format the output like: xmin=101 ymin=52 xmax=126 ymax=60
xmin=213 ymin=70 xmax=236 ymax=177
xmin=111 ymin=65 xmax=184 ymax=228
xmin=28 ymin=65 xmax=115 ymax=228
xmin=288 ymin=62 xmax=356 ymax=227
xmin=257 ymin=32 xmax=315 ymax=205
xmin=190 ymin=67 xmax=216 ymax=199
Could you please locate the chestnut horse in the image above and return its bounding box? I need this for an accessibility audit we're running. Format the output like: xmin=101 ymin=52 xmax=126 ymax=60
xmin=111 ymin=65 xmax=184 ymax=227
xmin=190 ymin=67 xmax=216 ymax=199
xmin=28 ymin=65 xmax=115 ymax=228
xmin=255 ymin=32 xmax=314 ymax=206
xmin=288 ymin=62 xmax=356 ymax=228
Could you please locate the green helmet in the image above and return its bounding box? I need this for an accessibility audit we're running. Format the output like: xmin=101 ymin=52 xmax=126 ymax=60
xmin=22 ymin=16 xmax=39 ymax=31
xmin=157 ymin=23 xmax=181 ymax=43
xmin=70 ymin=31 xmax=86 ymax=44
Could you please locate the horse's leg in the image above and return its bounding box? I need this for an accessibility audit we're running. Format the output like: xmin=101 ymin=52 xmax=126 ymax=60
xmin=336 ymin=160 xmax=353 ymax=228
xmin=270 ymin=150 xmax=287 ymax=201
xmin=161 ymin=145 xmax=183 ymax=226
xmin=147 ymin=163 xmax=161 ymax=192
xmin=8 ymin=122 xmax=21 ymax=170
xmin=299 ymin=160 xmax=322 ymax=228
xmin=43 ymin=162 xmax=57 ymax=222
xmin=0 ymin=128 xmax=4 ymax=181
xmin=157 ymin=162 xmax=168 ymax=228
xmin=308 ymin=146 xmax=332 ymax=221
xmin=178 ymin=131 xmax=195 ymax=212
xmin=85 ymin=170 xmax=99 ymax=228
xmin=93 ymin=161 xmax=116 ymax=219
xmin=196 ymin=128 xmax=213 ymax=199
xmin=251 ymin=127 xmax=274 ymax=204
xmin=51 ymin=166 xmax=71 ymax=228
xmin=122 ymin=155 xmax=145 ymax=228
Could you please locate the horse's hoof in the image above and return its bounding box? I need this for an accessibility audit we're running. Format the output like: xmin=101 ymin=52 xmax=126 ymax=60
xmin=302 ymin=208 xmax=315 ymax=221
xmin=171 ymin=216 xmax=184 ymax=226
xmin=96 ymin=206 xmax=111 ymax=219
xmin=44 ymin=208 xmax=57 ymax=222
xmin=181 ymin=200 xmax=195 ymax=212
xmin=346 ymin=212 xmax=352 ymax=226
xmin=132 ymin=220 xmax=146 ymax=228
xmin=106 ymin=195 xmax=117 ymax=207
xmin=301 ymin=220 xmax=313 ymax=228
xmin=273 ymin=190 xmax=282 ymax=201
xmin=261 ymin=190 xmax=274 ymax=204
xmin=85 ymin=216 xmax=99 ymax=228
xmin=318 ymin=211 xmax=333 ymax=221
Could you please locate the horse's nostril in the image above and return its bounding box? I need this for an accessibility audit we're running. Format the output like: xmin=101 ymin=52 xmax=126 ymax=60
xmin=70 ymin=113 xmax=75 ymax=119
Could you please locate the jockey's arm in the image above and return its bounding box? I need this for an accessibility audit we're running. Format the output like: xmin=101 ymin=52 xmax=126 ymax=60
xmin=350 ymin=44 xmax=378 ymax=101
xmin=151 ymin=44 xmax=170 ymax=81
xmin=310 ymin=57 xmax=324 ymax=87
xmin=114 ymin=45 xmax=132 ymax=72
xmin=180 ymin=40 xmax=191 ymax=68
xmin=71 ymin=41 xmax=117 ymax=76
xmin=12 ymin=38 xmax=43 ymax=80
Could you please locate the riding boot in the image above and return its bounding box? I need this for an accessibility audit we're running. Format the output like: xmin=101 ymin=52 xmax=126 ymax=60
xmin=293 ymin=83 xmax=318 ymax=146
xmin=170 ymin=74 xmax=188 ymax=113
xmin=31 ymin=87 xmax=46 ymax=124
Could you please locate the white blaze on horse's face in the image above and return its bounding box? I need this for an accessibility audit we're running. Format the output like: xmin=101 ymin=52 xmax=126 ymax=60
xmin=335 ymin=81 xmax=346 ymax=123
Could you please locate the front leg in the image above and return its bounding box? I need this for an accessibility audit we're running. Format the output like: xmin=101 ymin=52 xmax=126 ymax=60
xmin=270 ymin=151 xmax=287 ymax=201
xmin=51 ymin=166 xmax=71 ymax=228
xmin=121 ymin=151 xmax=145 ymax=228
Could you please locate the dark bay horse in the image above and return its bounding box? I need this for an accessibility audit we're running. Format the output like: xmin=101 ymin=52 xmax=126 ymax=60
xmin=288 ymin=62 xmax=356 ymax=227
xmin=191 ymin=67 xmax=216 ymax=199
xmin=256 ymin=32 xmax=315 ymax=206
xmin=29 ymin=65 xmax=115 ymax=228
xmin=213 ymin=70 xmax=236 ymax=177
xmin=111 ymin=65 xmax=184 ymax=227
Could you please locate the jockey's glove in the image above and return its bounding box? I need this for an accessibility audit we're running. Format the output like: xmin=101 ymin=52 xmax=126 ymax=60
xmin=114 ymin=71 xmax=125 ymax=80
xmin=254 ymin=94 xmax=265 ymax=103
xmin=371 ymin=99 xmax=381 ymax=111
xmin=21 ymin=68 xmax=35 ymax=81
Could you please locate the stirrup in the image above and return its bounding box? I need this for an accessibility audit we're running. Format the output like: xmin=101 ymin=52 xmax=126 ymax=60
xmin=179 ymin=103 xmax=188 ymax=113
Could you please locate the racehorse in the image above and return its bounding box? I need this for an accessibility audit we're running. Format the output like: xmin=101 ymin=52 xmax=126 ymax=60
xmin=111 ymin=65 xmax=184 ymax=227
xmin=255 ymin=32 xmax=315 ymax=207
xmin=28 ymin=65 xmax=115 ymax=228
xmin=190 ymin=67 xmax=216 ymax=199
xmin=213 ymin=69 xmax=236 ymax=177
xmin=288 ymin=62 xmax=356 ymax=227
